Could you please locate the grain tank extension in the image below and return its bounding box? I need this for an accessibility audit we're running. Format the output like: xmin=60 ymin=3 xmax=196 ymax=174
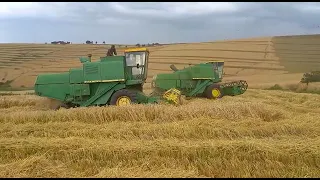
xmin=151 ymin=61 xmax=248 ymax=99
xmin=34 ymin=48 xmax=181 ymax=109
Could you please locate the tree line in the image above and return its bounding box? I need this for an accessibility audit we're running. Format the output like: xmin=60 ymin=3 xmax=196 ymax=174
xmin=47 ymin=40 xmax=162 ymax=47
xmin=49 ymin=41 xmax=71 ymax=44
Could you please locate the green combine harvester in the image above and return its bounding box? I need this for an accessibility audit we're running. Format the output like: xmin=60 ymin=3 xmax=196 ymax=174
xmin=34 ymin=47 xmax=248 ymax=109
xmin=151 ymin=62 xmax=248 ymax=100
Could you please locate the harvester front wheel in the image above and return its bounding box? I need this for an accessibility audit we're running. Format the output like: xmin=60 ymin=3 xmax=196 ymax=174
xmin=110 ymin=89 xmax=138 ymax=106
xmin=205 ymin=84 xmax=223 ymax=99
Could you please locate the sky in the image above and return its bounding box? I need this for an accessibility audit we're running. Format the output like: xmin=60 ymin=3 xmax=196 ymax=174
xmin=0 ymin=2 xmax=320 ymax=44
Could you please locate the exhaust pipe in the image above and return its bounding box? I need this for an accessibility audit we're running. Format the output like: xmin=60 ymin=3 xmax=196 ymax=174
xmin=170 ymin=64 xmax=178 ymax=72
xmin=87 ymin=54 xmax=92 ymax=62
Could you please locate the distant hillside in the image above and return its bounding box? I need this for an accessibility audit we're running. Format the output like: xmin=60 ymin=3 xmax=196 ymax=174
xmin=1 ymin=34 xmax=320 ymax=91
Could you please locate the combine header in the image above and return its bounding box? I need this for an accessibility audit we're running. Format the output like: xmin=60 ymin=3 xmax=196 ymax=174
xmin=34 ymin=47 xmax=248 ymax=109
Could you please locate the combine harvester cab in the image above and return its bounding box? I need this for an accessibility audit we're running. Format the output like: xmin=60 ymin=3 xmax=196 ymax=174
xmin=34 ymin=48 xmax=181 ymax=110
xmin=151 ymin=61 xmax=248 ymax=99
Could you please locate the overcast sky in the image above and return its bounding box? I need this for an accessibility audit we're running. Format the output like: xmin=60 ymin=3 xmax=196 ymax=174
xmin=1 ymin=2 xmax=320 ymax=44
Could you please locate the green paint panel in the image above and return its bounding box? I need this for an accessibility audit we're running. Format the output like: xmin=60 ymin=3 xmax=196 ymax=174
xmin=69 ymin=68 xmax=84 ymax=84
xmin=156 ymin=79 xmax=179 ymax=90
xmin=83 ymin=56 xmax=126 ymax=82
xmin=190 ymin=64 xmax=215 ymax=79
xmin=35 ymin=84 xmax=69 ymax=101
xmin=35 ymin=72 xmax=69 ymax=84
xmin=156 ymin=73 xmax=180 ymax=80
xmin=154 ymin=73 xmax=180 ymax=90
xmin=178 ymin=71 xmax=190 ymax=80
xmin=100 ymin=60 xmax=125 ymax=80
xmin=70 ymin=84 xmax=90 ymax=96
xmin=83 ymin=62 xmax=101 ymax=82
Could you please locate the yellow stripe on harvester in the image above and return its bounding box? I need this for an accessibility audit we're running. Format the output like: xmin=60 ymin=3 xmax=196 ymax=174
xmin=84 ymin=79 xmax=125 ymax=83
xmin=124 ymin=47 xmax=149 ymax=53
xmin=192 ymin=78 xmax=215 ymax=80
xmin=207 ymin=60 xmax=225 ymax=63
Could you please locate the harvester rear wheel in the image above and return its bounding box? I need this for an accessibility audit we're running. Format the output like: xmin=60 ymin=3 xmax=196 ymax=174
xmin=110 ymin=89 xmax=138 ymax=106
xmin=205 ymin=84 xmax=223 ymax=99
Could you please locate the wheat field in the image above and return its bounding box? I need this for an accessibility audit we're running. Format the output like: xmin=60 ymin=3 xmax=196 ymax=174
xmin=0 ymin=89 xmax=319 ymax=178
xmin=1 ymin=34 xmax=320 ymax=91
xmin=0 ymin=34 xmax=320 ymax=177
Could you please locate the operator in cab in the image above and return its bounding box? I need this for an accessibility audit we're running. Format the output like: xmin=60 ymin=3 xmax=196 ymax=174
xmin=106 ymin=45 xmax=117 ymax=56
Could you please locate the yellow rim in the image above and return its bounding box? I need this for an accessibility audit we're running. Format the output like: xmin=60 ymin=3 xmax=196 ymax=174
xmin=163 ymin=88 xmax=182 ymax=105
xmin=211 ymin=89 xmax=221 ymax=98
xmin=116 ymin=96 xmax=131 ymax=106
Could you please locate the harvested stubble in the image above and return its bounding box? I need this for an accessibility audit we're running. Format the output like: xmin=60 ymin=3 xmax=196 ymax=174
xmin=0 ymin=89 xmax=319 ymax=178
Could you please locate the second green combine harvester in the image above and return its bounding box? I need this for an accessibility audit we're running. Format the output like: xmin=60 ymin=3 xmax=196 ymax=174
xmin=151 ymin=62 xmax=248 ymax=103
xmin=34 ymin=47 xmax=248 ymax=109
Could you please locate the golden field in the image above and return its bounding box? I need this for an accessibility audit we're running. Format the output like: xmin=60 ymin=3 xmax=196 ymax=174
xmin=0 ymin=89 xmax=319 ymax=178
xmin=0 ymin=34 xmax=320 ymax=177
xmin=1 ymin=34 xmax=320 ymax=91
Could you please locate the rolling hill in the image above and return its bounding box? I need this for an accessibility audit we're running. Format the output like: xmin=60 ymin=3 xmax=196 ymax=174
xmin=1 ymin=34 xmax=320 ymax=92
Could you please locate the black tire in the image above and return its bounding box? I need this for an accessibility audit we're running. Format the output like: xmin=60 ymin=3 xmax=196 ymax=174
xmin=109 ymin=89 xmax=138 ymax=106
xmin=204 ymin=84 xmax=224 ymax=99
